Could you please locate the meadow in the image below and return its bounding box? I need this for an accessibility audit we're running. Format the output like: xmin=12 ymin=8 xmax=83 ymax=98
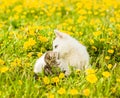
xmin=0 ymin=0 xmax=120 ymax=98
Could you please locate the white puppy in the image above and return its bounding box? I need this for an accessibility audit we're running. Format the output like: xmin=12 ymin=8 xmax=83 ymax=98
xmin=53 ymin=30 xmax=90 ymax=75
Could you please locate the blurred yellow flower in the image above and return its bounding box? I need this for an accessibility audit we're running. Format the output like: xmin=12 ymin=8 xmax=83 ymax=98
xmin=99 ymin=38 xmax=105 ymax=42
xmin=38 ymin=36 xmax=48 ymax=43
xmin=78 ymin=32 xmax=83 ymax=36
xmin=107 ymin=64 xmax=112 ymax=69
xmin=108 ymin=49 xmax=114 ymax=54
xmin=83 ymin=88 xmax=90 ymax=96
xmin=24 ymin=38 xmax=36 ymax=50
xmin=59 ymin=73 xmax=65 ymax=79
xmin=69 ymin=88 xmax=78 ymax=95
xmin=51 ymin=77 xmax=59 ymax=84
xmin=110 ymin=17 xmax=115 ymax=23
xmin=43 ymin=76 xmax=50 ymax=85
xmin=85 ymin=69 xmax=96 ymax=74
xmin=16 ymin=34 xmax=23 ymax=39
xmin=102 ymin=71 xmax=111 ymax=78
xmin=109 ymin=31 xmax=113 ymax=36
xmin=77 ymin=16 xmax=86 ymax=23
xmin=10 ymin=58 xmax=21 ymax=67
xmin=37 ymin=52 xmax=43 ymax=57
xmin=57 ymin=88 xmax=66 ymax=95
xmin=105 ymin=56 xmax=110 ymax=60
xmin=91 ymin=46 xmax=97 ymax=51
xmin=47 ymin=93 xmax=54 ymax=98
xmin=0 ymin=59 xmax=5 ymax=65
xmin=0 ymin=66 xmax=9 ymax=73
xmin=13 ymin=14 xmax=19 ymax=20
xmin=93 ymin=31 xmax=102 ymax=37
xmin=25 ymin=63 xmax=30 ymax=67
xmin=28 ymin=30 xmax=35 ymax=35
xmin=111 ymin=87 xmax=116 ymax=93
xmin=86 ymin=74 xmax=98 ymax=83
xmin=116 ymin=78 xmax=120 ymax=82
xmin=0 ymin=24 xmax=3 ymax=28
xmin=27 ymin=52 xmax=33 ymax=57
xmin=89 ymin=39 xmax=94 ymax=44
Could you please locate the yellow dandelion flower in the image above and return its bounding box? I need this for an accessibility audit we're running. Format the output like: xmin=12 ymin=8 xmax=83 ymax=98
xmin=109 ymin=31 xmax=113 ymax=36
xmin=51 ymin=77 xmax=59 ymax=84
xmin=91 ymin=46 xmax=97 ymax=51
xmin=16 ymin=34 xmax=23 ymax=39
xmin=93 ymin=31 xmax=102 ymax=37
xmin=108 ymin=49 xmax=114 ymax=54
xmin=111 ymin=87 xmax=116 ymax=93
xmin=27 ymin=52 xmax=33 ymax=57
xmin=107 ymin=64 xmax=112 ymax=69
xmin=83 ymin=88 xmax=90 ymax=96
xmin=0 ymin=66 xmax=9 ymax=73
xmin=105 ymin=56 xmax=110 ymax=60
xmin=24 ymin=38 xmax=36 ymax=50
xmin=59 ymin=73 xmax=65 ymax=79
xmin=28 ymin=38 xmax=36 ymax=46
xmin=0 ymin=23 xmax=3 ymax=28
xmin=99 ymin=38 xmax=105 ymax=42
xmin=89 ymin=39 xmax=94 ymax=44
xmin=47 ymin=93 xmax=54 ymax=98
xmin=0 ymin=91 xmax=1 ymax=95
xmin=69 ymin=88 xmax=78 ymax=95
xmin=86 ymin=74 xmax=98 ymax=83
xmin=110 ymin=17 xmax=115 ymax=23
xmin=0 ymin=59 xmax=5 ymax=65
xmin=11 ymin=58 xmax=21 ymax=66
xmin=23 ymin=41 xmax=29 ymax=49
xmin=78 ymin=32 xmax=83 ymax=36
xmin=85 ymin=69 xmax=96 ymax=74
xmin=102 ymin=71 xmax=111 ymax=78
xmin=116 ymin=78 xmax=120 ymax=82
xmin=37 ymin=52 xmax=43 ymax=57
xmin=38 ymin=36 xmax=48 ymax=43
xmin=43 ymin=76 xmax=50 ymax=85
xmin=57 ymin=88 xmax=66 ymax=95
xmin=25 ymin=63 xmax=30 ymax=67
xmin=28 ymin=30 xmax=35 ymax=35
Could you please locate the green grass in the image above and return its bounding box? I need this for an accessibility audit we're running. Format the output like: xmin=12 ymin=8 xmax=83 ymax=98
xmin=0 ymin=0 xmax=120 ymax=98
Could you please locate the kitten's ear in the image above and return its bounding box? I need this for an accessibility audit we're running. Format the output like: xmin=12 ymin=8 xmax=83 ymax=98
xmin=45 ymin=52 xmax=50 ymax=60
xmin=54 ymin=29 xmax=64 ymax=38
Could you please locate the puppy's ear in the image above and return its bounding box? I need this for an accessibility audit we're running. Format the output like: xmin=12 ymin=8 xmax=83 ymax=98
xmin=54 ymin=29 xmax=64 ymax=38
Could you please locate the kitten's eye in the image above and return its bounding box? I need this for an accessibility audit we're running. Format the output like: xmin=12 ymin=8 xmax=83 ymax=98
xmin=55 ymin=45 xmax=58 ymax=48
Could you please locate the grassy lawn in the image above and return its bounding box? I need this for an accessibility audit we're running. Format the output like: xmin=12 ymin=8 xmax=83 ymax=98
xmin=0 ymin=0 xmax=120 ymax=98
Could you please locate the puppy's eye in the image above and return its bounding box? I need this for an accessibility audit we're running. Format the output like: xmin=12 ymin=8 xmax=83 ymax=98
xmin=55 ymin=45 xmax=58 ymax=48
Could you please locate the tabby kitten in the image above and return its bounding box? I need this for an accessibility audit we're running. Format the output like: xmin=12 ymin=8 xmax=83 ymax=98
xmin=44 ymin=51 xmax=60 ymax=75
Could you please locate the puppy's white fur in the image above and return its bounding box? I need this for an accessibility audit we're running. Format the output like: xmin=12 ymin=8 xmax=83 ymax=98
xmin=53 ymin=30 xmax=89 ymax=75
